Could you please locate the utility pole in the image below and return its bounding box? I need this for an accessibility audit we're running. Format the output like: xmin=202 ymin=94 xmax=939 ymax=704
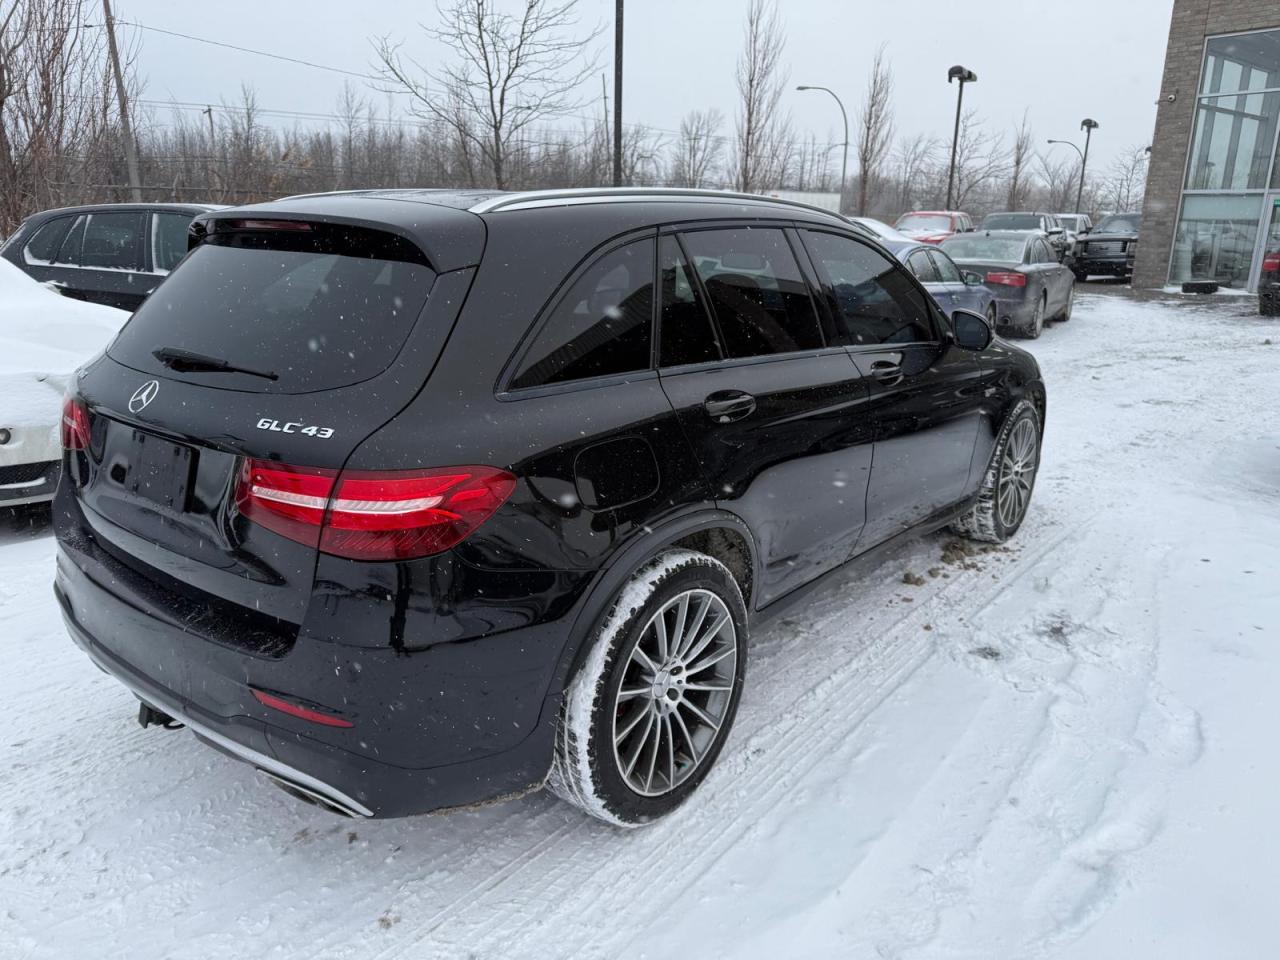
xmin=612 ymin=0 xmax=623 ymax=187
xmin=202 ymin=106 xmax=218 ymax=202
xmin=102 ymin=0 xmax=142 ymax=202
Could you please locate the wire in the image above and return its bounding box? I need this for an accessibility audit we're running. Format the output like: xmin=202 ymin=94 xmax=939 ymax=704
xmin=107 ymin=20 xmax=381 ymax=82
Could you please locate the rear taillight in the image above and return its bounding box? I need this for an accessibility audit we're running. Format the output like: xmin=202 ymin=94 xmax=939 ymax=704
xmin=1263 ymin=252 xmax=1280 ymax=273
xmin=985 ymin=271 xmax=1027 ymax=287
xmin=60 ymin=396 xmax=90 ymax=450
xmin=237 ymin=459 xmax=516 ymax=561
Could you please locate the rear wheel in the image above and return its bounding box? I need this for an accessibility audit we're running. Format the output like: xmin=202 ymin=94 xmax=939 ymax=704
xmin=550 ymin=550 xmax=748 ymax=827
xmin=1023 ymin=294 xmax=1046 ymax=339
xmin=951 ymin=399 xmax=1041 ymax=543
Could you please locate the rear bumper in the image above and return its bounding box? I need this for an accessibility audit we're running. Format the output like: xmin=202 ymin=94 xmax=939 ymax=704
xmin=0 ymin=460 xmax=59 ymax=506
xmin=54 ymin=533 xmax=565 ymax=818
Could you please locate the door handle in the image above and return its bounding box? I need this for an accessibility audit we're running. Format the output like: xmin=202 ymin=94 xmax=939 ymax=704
xmin=869 ymin=360 xmax=904 ymax=384
xmin=703 ymin=391 xmax=756 ymax=422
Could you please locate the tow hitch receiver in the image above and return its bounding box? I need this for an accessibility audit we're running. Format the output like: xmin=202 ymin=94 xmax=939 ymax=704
xmin=137 ymin=701 xmax=184 ymax=730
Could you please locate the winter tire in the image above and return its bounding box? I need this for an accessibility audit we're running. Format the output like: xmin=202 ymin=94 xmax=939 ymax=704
xmin=1022 ymin=294 xmax=1046 ymax=339
xmin=549 ymin=549 xmax=748 ymax=827
xmin=986 ymin=303 xmax=998 ymax=327
xmin=1056 ymin=284 xmax=1074 ymax=321
xmin=950 ymin=399 xmax=1041 ymax=544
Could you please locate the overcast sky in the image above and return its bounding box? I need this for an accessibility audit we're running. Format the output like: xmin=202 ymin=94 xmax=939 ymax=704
xmin=118 ymin=0 xmax=1175 ymax=175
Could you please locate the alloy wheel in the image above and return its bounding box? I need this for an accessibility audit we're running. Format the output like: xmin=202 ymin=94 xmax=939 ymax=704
xmin=611 ymin=589 xmax=738 ymax=797
xmin=997 ymin=418 xmax=1038 ymax=529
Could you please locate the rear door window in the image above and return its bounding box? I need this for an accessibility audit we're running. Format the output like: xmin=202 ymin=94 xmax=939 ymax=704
xmin=658 ymin=235 xmax=721 ymax=367
xmin=801 ymin=230 xmax=936 ymax=346
xmin=82 ymin=212 xmax=144 ymax=270
xmin=54 ymin=215 xmax=87 ymax=265
xmin=107 ymin=223 xmax=437 ymax=393
xmin=151 ymin=212 xmax=194 ymax=272
xmin=510 ymin=237 xmax=654 ymax=390
xmin=24 ymin=217 xmax=72 ymax=264
xmin=679 ymin=227 xmax=823 ymax=359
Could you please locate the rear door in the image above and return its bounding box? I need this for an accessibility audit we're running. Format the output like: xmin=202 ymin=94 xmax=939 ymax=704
xmin=798 ymin=228 xmax=984 ymax=550
xmin=656 ymin=225 xmax=875 ymax=607
xmin=70 ymin=211 xmax=151 ymax=310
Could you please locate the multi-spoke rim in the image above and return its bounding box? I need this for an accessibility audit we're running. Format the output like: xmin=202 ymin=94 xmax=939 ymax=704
xmin=611 ymin=589 xmax=738 ymax=797
xmin=997 ymin=417 xmax=1038 ymax=528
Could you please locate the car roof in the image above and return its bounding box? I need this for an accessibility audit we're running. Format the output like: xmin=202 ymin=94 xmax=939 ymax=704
xmin=203 ymin=187 xmax=858 ymax=272
xmin=23 ymin=202 xmax=220 ymax=221
xmin=899 ymin=210 xmax=965 ymax=217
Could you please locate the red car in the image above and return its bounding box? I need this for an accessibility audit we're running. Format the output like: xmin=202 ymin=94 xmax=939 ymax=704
xmin=893 ymin=210 xmax=975 ymax=245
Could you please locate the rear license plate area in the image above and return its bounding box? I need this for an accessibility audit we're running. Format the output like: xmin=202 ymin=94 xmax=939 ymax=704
xmin=120 ymin=430 xmax=196 ymax=510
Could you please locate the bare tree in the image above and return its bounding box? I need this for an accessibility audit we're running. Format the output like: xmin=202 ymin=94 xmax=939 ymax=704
xmin=732 ymin=0 xmax=792 ymax=193
xmin=1035 ymin=152 xmax=1078 ymax=213
xmin=374 ymin=0 xmax=600 ymax=189
xmin=1100 ymin=144 xmax=1149 ymax=213
xmin=855 ymin=44 xmax=893 ymax=216
xmin=1005 ymin=110 xmax=1034 ymax=209
xmin=888 ymin=132 xmax=939 ymax=217
xmin=949 ymin=110 xmax=1006 ymax=211
xmin=668 ymin=109 xmax=724 ymax=188
xmin=0 ymin=0 xmax=117 ymax=232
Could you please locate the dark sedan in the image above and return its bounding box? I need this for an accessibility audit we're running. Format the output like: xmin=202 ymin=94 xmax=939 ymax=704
xmin=0 ymin=202 xmax=218 ymax=311
xmin=1072 ymin=213 xmax=1141 ymax=281
xmin=940 ymin=231 xmax=1075 ymax=338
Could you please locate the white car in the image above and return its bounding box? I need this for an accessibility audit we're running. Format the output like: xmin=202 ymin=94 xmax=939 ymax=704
xmin=0 ymin=259 xmax=127 ymax=506
xmin=846 ymin=216 xmax=914 ymax=244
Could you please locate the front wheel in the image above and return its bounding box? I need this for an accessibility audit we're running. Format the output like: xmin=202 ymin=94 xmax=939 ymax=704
xmin=550 ymin=550 xmax=748 ymax=827
xmin=951 ymin=399 xmax=1042 ymax=543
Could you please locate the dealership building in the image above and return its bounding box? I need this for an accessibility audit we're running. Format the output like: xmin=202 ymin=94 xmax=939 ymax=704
xmin=1135 ymin=0 xmax=1280 ymax=291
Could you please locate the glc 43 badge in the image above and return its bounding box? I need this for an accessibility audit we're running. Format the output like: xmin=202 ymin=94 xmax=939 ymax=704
xmin=256 ymin=418 xmax=334 ymax=438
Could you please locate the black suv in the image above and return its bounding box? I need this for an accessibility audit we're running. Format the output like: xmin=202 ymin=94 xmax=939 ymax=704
xmin=0 ymin=203 xmax=218 ymax=310
xmin=54 ymin=188 xmax=1046 ymax=826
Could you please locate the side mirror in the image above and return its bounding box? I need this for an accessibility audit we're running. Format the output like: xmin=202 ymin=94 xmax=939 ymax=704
xmin=952 ymin=308 xmax=993 ymax=350
xmin=963 ymin=271 xmax=984 ymax=286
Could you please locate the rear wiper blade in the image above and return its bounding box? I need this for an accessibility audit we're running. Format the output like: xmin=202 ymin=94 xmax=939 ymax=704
xmin=152 ymin=346 xmax=278 ymax=381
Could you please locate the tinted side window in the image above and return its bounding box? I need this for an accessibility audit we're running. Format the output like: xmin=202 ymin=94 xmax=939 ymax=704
xmin=929 ymin=250 xmax=963 ymax=282
xmin=680 ymin=227 xmax=823 ymax=359
xmin=511 ymin=238 xmax=654 ymax=390
xmin=54 ymin=215 xmax=87 ymax=265
xmin=24 ymin=218 xmax=71 ymax=263
xmin=82 ymin=212 xmax=144 ymax=270
xmin=659 ymin=235 xmax=721 ymax=367
xmin=152 ymin=212 xmax=193 ymax=272
xmin=1035 ymin=239 xmax=1054 ymax=262
xmin=802 ymin=230 xmax=936 ymax=346
xmin=907 ymin=249 xmax=939 ymax=282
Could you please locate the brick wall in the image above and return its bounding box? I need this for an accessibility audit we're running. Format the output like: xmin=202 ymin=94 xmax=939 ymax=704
xmin=1133 ymin=0 xmax=1280 ymax=289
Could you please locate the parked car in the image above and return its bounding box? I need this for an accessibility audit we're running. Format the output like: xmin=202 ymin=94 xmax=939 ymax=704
xmin=55 ymin=187 xmax=1046 ymax=826
xmin=941 ymin=230 xmax=1075 ymax=338
xmin=879 ymin=239 xmax=997 ymax=326
xmin=980 ymin=212 xmax=1069 ymax=262
xmin=1259 ymin=245 xmax=1280 ymax=316
xmin=1071 ymin=213 xmax=1141 ymax=281
xmin=846 ymin=216 xmax=913 ymax=243
xmin=893 ymin=210 xmax=975 ymax=244
xmin=0 ymin=260 xmax=126 ymax=507
xmin=0 ymin=203 xmax=218 ymax=311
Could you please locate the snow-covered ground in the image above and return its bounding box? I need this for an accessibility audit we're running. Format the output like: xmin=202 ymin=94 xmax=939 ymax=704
xmin=2 ymin=289 xmax=1278 ymax=959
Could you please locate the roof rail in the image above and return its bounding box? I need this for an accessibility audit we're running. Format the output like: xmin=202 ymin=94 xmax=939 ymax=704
xmin=467 ymin=187 xmax=846 ymax=219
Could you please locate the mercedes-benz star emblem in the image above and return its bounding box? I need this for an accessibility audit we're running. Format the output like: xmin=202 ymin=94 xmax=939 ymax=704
xmin=128 ymin=380 xmax=159 ymax=413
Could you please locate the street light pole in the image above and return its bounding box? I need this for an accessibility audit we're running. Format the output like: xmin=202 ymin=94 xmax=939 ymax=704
xmin=945 ymin=65 xmax=977 ymax=211
xmin=612 ymin=0 xmax=623 ymax=187
xmin=1077 ymin=118 xmax=1099 ymax=214
xmin=796 ymin=85 xmax=848 ymax=213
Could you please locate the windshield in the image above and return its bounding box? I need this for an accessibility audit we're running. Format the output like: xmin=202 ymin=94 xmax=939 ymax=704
xmin=895 ymin=214 xmax=952 ymax=232
xmin=1095 ymin=215 xmax=1141 ymax=233
xmin=940 ymin=236 xmax=1027 ymax=262
xmin=1057 ymin=216 xmax=1082 ymax=230
xmin=982 ymin=214 xmax=1040 ymax=230
xmin=108 ymin=224 xmax=436 ymax=393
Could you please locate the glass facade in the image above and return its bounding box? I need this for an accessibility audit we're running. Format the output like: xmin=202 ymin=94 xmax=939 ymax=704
xmin=1171 ymin=29 xmax=1280 ymax=288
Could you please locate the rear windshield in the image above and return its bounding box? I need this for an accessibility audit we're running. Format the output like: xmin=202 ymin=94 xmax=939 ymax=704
xmin=982 ymin=214 xmax=1039 ymax=230
xmin=941 ymin=236 xmax=1027 ymax=262
xmin=108 ymin=223 xmax=436 ymax=392
xmin=896 ymin=214 xmax=952 ymax=232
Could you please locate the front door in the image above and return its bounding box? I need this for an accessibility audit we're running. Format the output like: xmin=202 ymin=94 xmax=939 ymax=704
xmin=797 ymin=228 xmax=984 ymax=551
xmin=655 ymin=227 xmax=875 ymax=608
